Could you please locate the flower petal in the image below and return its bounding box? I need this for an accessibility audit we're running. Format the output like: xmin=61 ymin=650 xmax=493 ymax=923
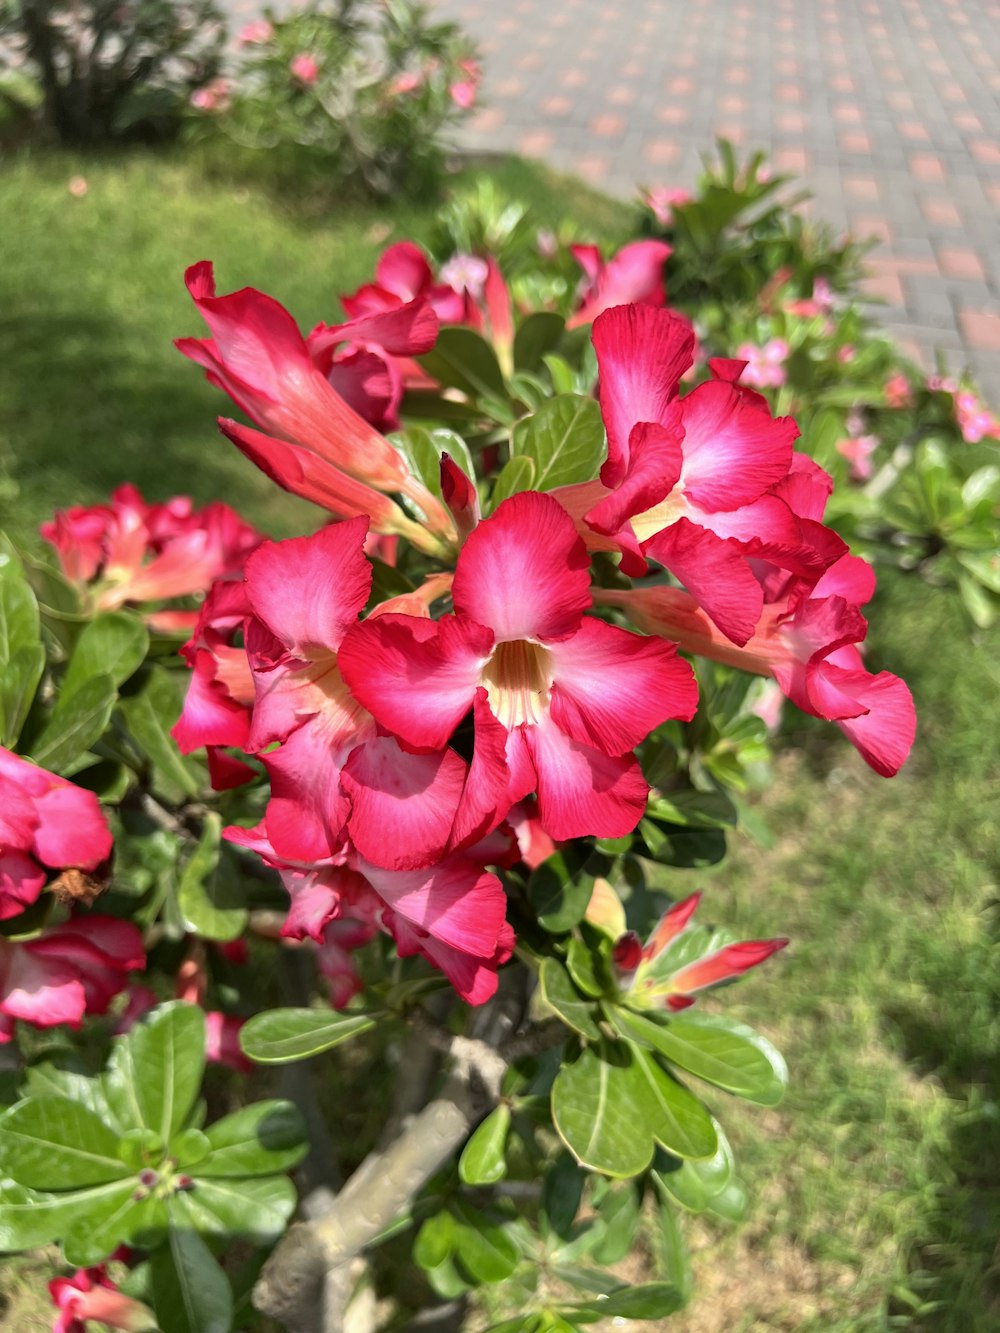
xmin=525 ymin=715 xmax=649 ymax=840
xmin=678 ymin=377 xmax=798 ymax=512
xmin=646 ymin=518 xmax=764 ymax=647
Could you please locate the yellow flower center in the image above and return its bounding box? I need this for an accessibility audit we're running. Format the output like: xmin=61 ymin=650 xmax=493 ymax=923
xmin=482 ymin=639 xmax=552 ymax=729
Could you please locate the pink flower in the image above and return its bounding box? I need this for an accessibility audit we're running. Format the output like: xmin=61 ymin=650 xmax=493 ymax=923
xmin=226 ymin=824 xmax=514 ymax=1005
xmin=735 ymin=337 xmax=789 ymax=388
xmin=554 ymin=306 xmax=837 ymax=646
xmin=177 ymin=262 xmax=452 ymax=547
xmin=955 ymin=389 xmax=1000 ymax=443
xmin=0 ymin=916 xmax=144 ymax=1041
xmin=602 ymin=545 xmax=916 ymax=777
xmin=41 ymin=484 xmax=262 ymax=625
xmin=785 ymin=276 xmax=835 ymax=318
xmin=67 ymin=176 xmax=88 ymax=198
xmin=238 ymin=19 xmax=273 ymax=44
xmin=439 ymin=252 xmax=490 ymax=300
xmin=642 ymin=186 xmax=692 ymax=227
xmin=449 ymin=58 xmax=481 ymax=109
xmin=884 ymin=373 xmax=912 ymax=408
xmin=567 ymin=240 xmax=672 ymax=329
xmin=0 ymin=748 xmax=113 ymax=920
xmin=389 ymin=70 xmax=423 ymax=96
xmin=836 ymin=432 xmax=879 ymax=482
xmin=342 ymin=241 xmax=468 ymax=326
xmin=337 ymin=491 xmax=699 ymax=842
xmin=613 ymin=892 xmax=788 ymax=1010
xmin=50 ymin=1265 xmax=155 ymax=1332
xmin=239 ymin=518 xmax=468 ymax=871
xmin=290 ymin=52 xmax=320 ymax=85
xmin=204 ymin=1010 xmax=253 ymax=1072
xmin=837 ymin=343 xmax=856 ymax=364
xmin=189 ymin=77 xmax=232 ymax=113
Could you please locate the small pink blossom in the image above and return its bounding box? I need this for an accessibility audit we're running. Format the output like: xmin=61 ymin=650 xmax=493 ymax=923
xmin=735 ymin=337 xmax=789 ymax=388
xmin=642 ymin=186 xmax=692 ymax=227
xmin=449 ymin=58 xmax=481 ymax=109
xmin=389 ymin=70 xmax=423 ymax=96
xmin=884 ymin=372 xmax=912 ymax=408
xmin=439 ymin=252 xmax=490 ymax=299
xmin=238 ymin=19 xmax=273 ymax=44
xmin=67 ymin=176 xmax=88 ymax=198
xmin=290 ymin=52 xmax=320 ymax=85
xmin=536 ymin=228 xmax=558 ymax=259
xmin=927 ymin=373 xmax=958 ymax=394
xmin=955 ymin=389 xmax=1000 ymax=442
xmin=785 ymin=277 xmax=835 ymax=319
xmin=836 ymin=432 xmax=879 ymax=482
xmin=189 ymin=77 xmax=232 ymax=113
xmin=837 ymin=344 xmax=856 ymax=364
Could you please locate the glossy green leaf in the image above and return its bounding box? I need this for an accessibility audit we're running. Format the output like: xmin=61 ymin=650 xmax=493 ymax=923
xmin=651 ymin=1124 xmax=734 ymax=1214
xmin=106 ymin=1003 xmax=205 ymax=1144
xmin=0 ymin=542 xmax=44 ymax=746
xmin=450 ymin=1201 xmax=519 ymax=1284
xmin=118 ymin=667 xmax=205 ymax=798
xmin=61 ymin=611 xmax=148 ymax=696
xmin=25 ymin=1057 xmax=115 ymax=1127
xmin=704 ymin=1176 xmax=749 ymax=1223
xmin=562 ymin=1280 xmax=685 ymax=1322
xmin=172 ymin=1174 xmax=297 ymax=1242
xmin=511 ymin=394 xmax=606 ymax=491
xmin=177 ymin=813 xmax=248 ymax=942
xmin=491 ymin=454 xmax=536 ymax=510
xmin=170 ymin=1129 xmax=211 ymax=1170
xmin=538 ymin=958 xmax=600 ymax=1040
xmin=421 ymin=326 xmax=507 ymax=402
xmin=627 ymin=1010 xmax=788 ymax=1106
xmin=459 ymin=1104 xmax=511 ymax=1186
xmin=0 ymin=1097 xmax=131 ymax=1189
xmin=62 ymin=1182 xmax=160 ymax=1267
xmin=199 ymin=1100 xmax=308 ymax=1178
xmin=540 ymin=1151 xmax=585 ymax=1239
xmin=565 ymin=935 xmax=609 ymax=999
xmin=151 ymin=1216 xmax=233 ymax=1333
xmin=118 ymin=1128 xmax=166 ymax=1172
xmin=513 ymin=311 xmax=566 ymax=372
xmin=527 ymin=847 xmax=604 ymax=933
xmin=239 ymin=1007 xmax=379 ymax=1064
xmin=413 ymin=1209 xmax=455 ymax=1270
xmin=552 ymin=1042 xmax=655 ymax=1178
xmin=30 ymin=672 xmax=116 ymax=771
xmin=632 ymin=1047 xmax=718 ymax=1161
xmin=591 ymin=1182 xmax=640 ymax=1264
xmin=0 ymin=1177 xmax=132 ymax=1252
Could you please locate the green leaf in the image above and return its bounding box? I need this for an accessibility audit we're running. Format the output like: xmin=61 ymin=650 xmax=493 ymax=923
xmin=514 ymin=312 xmax=566 ymax=373
xmin=651 ymin=1126 xmax=734 ymax=1214
xmin=25 ymin=1056 xmax=114 ymax=1126
xmin=628 ymin=1010 xmax=788 ymax=1106
xmin=199 ymin=1100 xmax=308 ymax=1178
xmin=0 ymin=1177 xmax=134 ymax=1252
xmin=562 ymin=1281 xmax=685 ymax=1322
xmin=511 ymin=394 xmax=606 ymax=491
xmin=538 ymin=959 xmax=600 ymax=1040
xmin=591 ymin=1182 xmax=640 ymax=1264
xmin=420 ymin=327 xmax=507 ymax=402
xmin=459 ymin=1104 xmax=511 ymax=1185
xmin=177 ymin=813 xmax=248 ymax=942
xmin=151 ymin=1217 xmax=234 ymax=1333
xmin=645 ymin=787 xmax=738 ymax=830
xmin=540 ymin=1152 xmax=585 ymax=1239
xmin=61 ymin=611 xmax=148 ymax=696
xmin=491 ymin=454 xmax=536 ymax=510
xmin=565 ymin=935 xmax=609 ymax=999
xmin=106 ymin=1003 xmax=205 ymax=1144
xmin=62 ymin=1182 xmax=160 ymax=1267
xmin=527 ymin=846 xmax=604 ymax=933
xmin=172 ymin=1174 xmax=297 ymax=1243
xmin=0 ymin=542 xmax=44 ymax=745
xmin=0 ymin=1097 xmax=131 ymax=1189
xmin=118 ymin=666 xmax=205 ymax=799
xmin=704 ymin=1176 xmax=749 ymax=1223
xmin=632 ymin=1046 xmax=719 ymax=1161
xmin=651 ymin=1187 xmax=694 ymax=1302
xmin=239 ymin=1007 xmax=379 ymax=1064
xmin=413 ymin=1209 xmax=455 ymax=1270
xmin=450 ymin=1201 xmax=519 ymax=1283
xmin=552 ymin=1042 xmax=655 ymax=1178
xmin=30 ymin=672 xmax=116 ymax=771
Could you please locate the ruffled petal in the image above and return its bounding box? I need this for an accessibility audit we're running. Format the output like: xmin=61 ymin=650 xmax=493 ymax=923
xmin=360 ymin=855 xmax=508 ymax=959
xmin=452 ymin=492 xmax=591 ymax=643
xmin=32 ymin=785 xmax=113 ymax=872
xmin=549 ymin=617 xmax=698 ymax=754
xmin=678 ymin=377 xmax=798 ymax=511
xmin=646 ymin=518 xmax=764 ymax=647
xmin=525 ymin=715 xmax=649 ymax=840
xmin=585 ymin=417 xmax=684 ymax=540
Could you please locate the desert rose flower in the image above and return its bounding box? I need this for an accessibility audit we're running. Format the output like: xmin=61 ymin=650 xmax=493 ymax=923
xmin=955 ymin=389 xmax=1000 ymax=443
xmin=0 ymin=916 xmax=145 ymax=1042
xmin=884 ymin=373 xmax=912 ymax=408
xmin=836 ymin=431 xmax=879 ymax=482
xmin=567 ymin=240 xmax=672 ymax=329
xmin=449 ymin=58 xmax=481 ymax=109
xmin=238 ymin=19 xmax=273 ymax=43
xmin=337 ymin=491 xmax=699 ymax=842
xmin=41 ymin=484 xmax=262 ymax=628
xmin=342 ymin=241 xmax=468 ymax=325
xmin=612 ymin=892 xmax=788 ymax=1010
xmin=642 ymin=186 xmax=692 ymax=227
xmin=0 ymin=748 xmax=113 ymax=919
xmin=439 ymin=252 xmax=490 ymax=300
xmin=50 ymin=1265 xmax=155 ymax=1332
xmin=735 ymin=337 xmax=790 ymax=388
xmin=290 ymin=52 xmax=320 ymax=85
xmin=599 ymin=549 xmax=916 ymax=777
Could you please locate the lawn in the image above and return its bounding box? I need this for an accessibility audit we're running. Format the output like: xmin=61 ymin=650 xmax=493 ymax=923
xmin=0 ymin=147 xmax=997 ymax=1332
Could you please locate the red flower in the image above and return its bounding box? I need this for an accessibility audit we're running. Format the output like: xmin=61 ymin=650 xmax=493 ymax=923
xmin=41 ymin=484 xmax=261 ymax=628
xmin=0 ymin=748 xmax=113 ymax=919
xmin=0 ymin=916 xmax=144 ymax=1041
xmin=566 ymin=240 xmax=672 ymax=329
xmin=337 ymin=491 xmax=698 ymax=842
xmin=49 ymin=1265 xmax=155 ymax=1332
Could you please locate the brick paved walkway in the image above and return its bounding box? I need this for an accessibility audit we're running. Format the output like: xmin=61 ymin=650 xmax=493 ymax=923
xmin=224 ymin=0 xmax=1000 ymax=401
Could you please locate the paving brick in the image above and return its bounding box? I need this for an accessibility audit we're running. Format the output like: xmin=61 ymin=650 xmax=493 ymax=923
xmin=938 ymin=247 xmax=987 ymax=281
xmin=921 ymin=197 xmax=963 ymax=229
xmin=959 ymin=308 xmax=1000 ymax=350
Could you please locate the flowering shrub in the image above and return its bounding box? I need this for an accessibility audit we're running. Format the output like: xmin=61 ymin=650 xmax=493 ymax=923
xmin=0 ymin=222 xmax=919 ymax=1332
xmin=192 ymin=0 xmax=481 ymax=198
xmin=0 ymin=0 xmax=226 ymax=144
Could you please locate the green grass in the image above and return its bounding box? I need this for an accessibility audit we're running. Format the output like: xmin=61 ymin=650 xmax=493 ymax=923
xmin=1 ymin=147 xmax=998 ymax=1332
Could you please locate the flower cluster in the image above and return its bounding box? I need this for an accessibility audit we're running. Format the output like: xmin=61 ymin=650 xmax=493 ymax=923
xmin=42 ymin=483 xmax=262 ymax=631
xmin=174 ymin=246 xmax=914 ymax=1004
